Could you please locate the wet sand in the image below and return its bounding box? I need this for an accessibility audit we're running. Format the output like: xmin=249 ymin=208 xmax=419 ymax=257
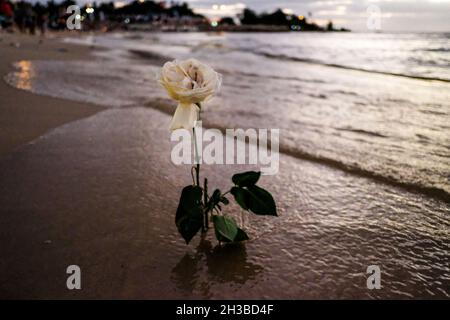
xmin=0 ymin=105 xmax=448 ymax=299
xmin=0 ymin=33 xmax=448 ymax=299
xmin=0 ymin=33 xmax=105 ymax=156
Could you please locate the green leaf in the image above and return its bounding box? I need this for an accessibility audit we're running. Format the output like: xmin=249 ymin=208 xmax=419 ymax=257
xmin=220 ymin=196 xmax=229 ymax=205
xmin=175 ymin=185 xmax=204 ymax=244
xmin=215 ymin=232 xmax=230 ymax=243
xmin=212 ymin=215 xmax=238 ymax=242
xmin=230 ymin=186 xmax=250 ymax=211
xmin=212 ymin=189 xmax=221 ymax=200
xmin=231 ymin=185 xmax=277 ymax=216
xmin=234 ymin=228 xmax=250 ymax=242
xmin=215 ymin=227 xmax=249 ymax=243
xmin=246 ymin=185 xmax=277 ymax=216
xmin=206 ymin=189 xmax=223 ymax=214
xmin=232 ymin=171 xmax=261 ymax=187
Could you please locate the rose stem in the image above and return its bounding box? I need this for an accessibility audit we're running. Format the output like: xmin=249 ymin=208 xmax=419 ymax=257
xmin=203 ymin=177 xmax=209 ymax=231
xmin=192 ymin=126 xmax=200 ymax=187
xmin=192 ymin=104 xmax=205 ymax=231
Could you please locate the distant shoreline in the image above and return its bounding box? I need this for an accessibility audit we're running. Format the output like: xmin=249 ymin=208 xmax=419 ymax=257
xmin=123 ymin=23 xmax=351 ymax=33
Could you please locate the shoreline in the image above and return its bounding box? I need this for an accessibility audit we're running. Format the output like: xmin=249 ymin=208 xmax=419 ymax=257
xmin=149 ymin=99 xmax=450 ymax=204
xmin=0 ymin=32 xmax=105 ymax=157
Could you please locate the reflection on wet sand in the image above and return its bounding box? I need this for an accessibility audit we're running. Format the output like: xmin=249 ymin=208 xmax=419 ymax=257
xmin=172 ymin=239 xmax=263 ymax=296
xmin=8 ymin=60 xmax=34 ymax=90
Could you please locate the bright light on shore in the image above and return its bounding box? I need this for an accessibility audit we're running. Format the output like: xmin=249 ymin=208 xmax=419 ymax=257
xmin=195 ymin=3 xmax=246 ymax=18
xmin=114 ymin=1 xmax=126 ymax=9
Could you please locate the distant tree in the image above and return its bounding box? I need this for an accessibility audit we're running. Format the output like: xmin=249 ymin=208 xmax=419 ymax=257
xmin=170 ymin=2 xmax=191 ymax=16
xmin=327 ymin=20 xmax=333 ymax=31
xmin=98 ymin=2 xmax=115 ymax=15
xmin=260 ymin=9 xmax=288 ymax=26
xmin=60 ymin=0 xmax=76 ymax=7
xmin=219 ymin=16 xmax=235 ymax=25
xmin=115 ymin=0 xmax=166 ymax=15
xmin=240 ymin=8 xmax=259 ymax=25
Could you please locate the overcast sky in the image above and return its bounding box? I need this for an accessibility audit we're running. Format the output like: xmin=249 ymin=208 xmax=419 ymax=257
xmin=31 ymin=0 xmax=450 ymax=31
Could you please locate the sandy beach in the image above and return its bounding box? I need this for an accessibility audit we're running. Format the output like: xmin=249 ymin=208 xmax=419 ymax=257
xmin=0 ymin=32 xmax=448 ymax=299
xmin=0 ymin=33 xmax=105 ymax=156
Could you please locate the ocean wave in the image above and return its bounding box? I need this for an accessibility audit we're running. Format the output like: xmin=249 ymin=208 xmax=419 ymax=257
xmin=336 ymin=127 xmax=389 ymax=138
xmin=6 ymin=47 xmax=449 ymax=204
xmin=278 ymin=144 xmax=450 ymax=204
xmin=422 ymin=47 xmax=450 ymax=53
xmin=147 ymin=98 xmax=450 ymax=204
xmin=128 ymin=49 xmax=172 ymax=63
xmin=124 ymin=47 xmax=326 ymax=85
xmin=252 ymin=51 xmax=450 ymax=83
xmin=217 ymin=69 xmax=327 ymax=84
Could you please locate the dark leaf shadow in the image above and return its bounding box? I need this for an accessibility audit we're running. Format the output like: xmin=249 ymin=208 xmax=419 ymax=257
xmin=171 ymin=238 xmax=263 ymax=293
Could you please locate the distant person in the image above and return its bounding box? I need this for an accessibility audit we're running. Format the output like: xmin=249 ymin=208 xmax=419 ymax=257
xmin=24 ymin=5 xmax=36 ymax=34
xmin=36 ymin=11 xmax=48 ymax=36
xmin=14 ymin=3 xmax=26 ymax=32
xmin=0 ymin=0 xmax=13 ymax=30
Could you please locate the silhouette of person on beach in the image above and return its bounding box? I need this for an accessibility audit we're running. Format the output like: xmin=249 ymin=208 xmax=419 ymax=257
xmin=35 ymin=6 xmax=48 ymax=36
xmin=24 ymin=5 xmax=36 ymax=34
xmin=0 ymin=0 xmax=13 ymax=30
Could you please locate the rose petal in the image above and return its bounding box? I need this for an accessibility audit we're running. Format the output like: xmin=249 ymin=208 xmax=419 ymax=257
xmin=169 ymin=103 xmax=199 ymax=131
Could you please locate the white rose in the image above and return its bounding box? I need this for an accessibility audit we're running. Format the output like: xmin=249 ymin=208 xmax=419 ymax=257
xmin=157 ymin=58 xmax=221 ymax=131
